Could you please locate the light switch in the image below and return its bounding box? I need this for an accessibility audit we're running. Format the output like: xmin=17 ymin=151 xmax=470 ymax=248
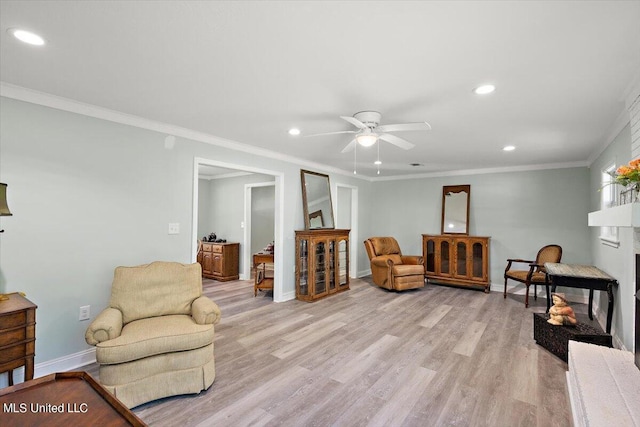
xmin=168 ymin=223 xmax=180 ymax=234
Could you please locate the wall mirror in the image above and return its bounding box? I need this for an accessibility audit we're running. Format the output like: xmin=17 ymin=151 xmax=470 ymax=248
xmin=301 ymin=169 xmax=335 ymax=229
xmin=441 ymin=185 xmax=470 ymax=235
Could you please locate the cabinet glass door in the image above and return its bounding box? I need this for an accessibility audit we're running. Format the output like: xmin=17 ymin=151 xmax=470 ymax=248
xmin=328 ymin=240 xmax=336 ymax=291
xmin=456 ymin=241 xmax=467 ymax=277
xmin=298 ymin=239 xmax=309 ymax=295
xmin=472 ymin=242 xmax=484 ymax=279
xmin=338 ymin=239 xmax=348 ymax=287
xmin=440 ymin=240 xmax=450 ymax=274
xmin=315 ymin=241 xmax=326 ymax=294
xmin=425 ymin=239 xmax=436 ymax=273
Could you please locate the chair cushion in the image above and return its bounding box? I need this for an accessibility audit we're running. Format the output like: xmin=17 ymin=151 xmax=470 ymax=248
xmin=505 ymin=270 xmax=547 ymax=283
xmin=96 ymin=315 xmax=214 ymax=365
xmin=392 ymin=264 xmax=425 ymax=277
xmin=110 ymin=261 xmax=202 ymax=325
xmin=369 ymin=237 xmax=401 ymax=256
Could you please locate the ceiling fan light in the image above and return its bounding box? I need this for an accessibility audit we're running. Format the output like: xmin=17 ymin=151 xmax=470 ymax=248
xmin=474 ymin=84 xmax=495 ymax=95
xmin=356 ymin=134 xmax=378 ymax=147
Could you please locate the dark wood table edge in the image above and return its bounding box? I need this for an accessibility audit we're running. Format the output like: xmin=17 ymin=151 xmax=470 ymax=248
xmin=0 ymin=371 xmax=147 ymax=427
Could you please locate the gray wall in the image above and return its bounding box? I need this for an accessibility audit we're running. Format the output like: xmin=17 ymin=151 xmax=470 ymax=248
xmin=370 ymin=167 xmax=593 ymax=292
xmin=1 ymin=93 xmax=632 ymax=374
xmin=0 ymin=97 xmax=367 ymax=367
xmin=589 ymin=124 xmax=635 ymax=350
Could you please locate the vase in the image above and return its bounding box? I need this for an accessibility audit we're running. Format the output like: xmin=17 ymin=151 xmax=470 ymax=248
xmin=620 ymin=184 xmax=640 ymax=204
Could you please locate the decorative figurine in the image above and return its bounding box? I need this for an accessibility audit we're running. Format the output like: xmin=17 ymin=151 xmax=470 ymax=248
xmin=547 ymin=293 xmax=577 ymax=326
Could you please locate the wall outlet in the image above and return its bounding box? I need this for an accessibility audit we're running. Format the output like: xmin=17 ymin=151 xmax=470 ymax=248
xmin=79 ymin=305 xmax=90 ymax=321
xmin=168 ymin=223 xmax=180 ymax=234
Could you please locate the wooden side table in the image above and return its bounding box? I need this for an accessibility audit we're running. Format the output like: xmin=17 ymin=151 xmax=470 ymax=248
xmin=0 ymin=293 xmax=37 ymax=386
xmin=253 ymin=252 xmax=274 ymax=297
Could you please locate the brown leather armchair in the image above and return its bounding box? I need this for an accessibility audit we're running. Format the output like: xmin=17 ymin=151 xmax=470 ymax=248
xmin=364 ymin=237 xmax=425 ymax=291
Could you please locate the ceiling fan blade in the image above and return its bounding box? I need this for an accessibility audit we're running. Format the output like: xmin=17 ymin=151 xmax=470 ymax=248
xmin=304 ymin=130 xmax=357 ymax=138
xmin=340 ymin=116 xmax=368 ymax=129
xmin=379 ymin=133 xmax=415 ymax=150
xmin=341 ymin=139 xmax=356 ymax=153
xmin=377 ymin=122 xmax=432 ymax=133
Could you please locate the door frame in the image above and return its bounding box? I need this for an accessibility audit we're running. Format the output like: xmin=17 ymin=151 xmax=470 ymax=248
xmin=334 ymin=183 xmax=358 ymax=278
xmin=243 ymin=181 xmax=276 ymax=280
xmin=192 ymin=157 xmax=285 ymax=301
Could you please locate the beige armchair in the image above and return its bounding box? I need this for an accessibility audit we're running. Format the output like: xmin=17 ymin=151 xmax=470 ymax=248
xmin=85 ymin=261 xmax=221 ymax=408
xmin=364 ymin=237 xmax=425 ymax=291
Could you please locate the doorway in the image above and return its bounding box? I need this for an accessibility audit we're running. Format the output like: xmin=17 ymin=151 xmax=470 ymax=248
xmin=192 ymin=157 xmax=285 ymax=301
xmin=335 ymin=183 xmax=358 ymax=278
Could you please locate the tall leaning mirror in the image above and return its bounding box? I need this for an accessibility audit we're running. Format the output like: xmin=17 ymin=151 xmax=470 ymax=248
xmin=441 ymin=185 xmax=470 ymax=235
xmin=301 ymin=169 xmax=335 ymax=229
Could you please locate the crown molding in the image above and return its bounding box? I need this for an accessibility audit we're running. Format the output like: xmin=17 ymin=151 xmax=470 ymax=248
xmin=0 ymin=82 xmax=360 ymax=179
xmin=1 ymin=82 xmax=587 ymax=183
xmin=370 ymin=161 xmax=589 ymax=182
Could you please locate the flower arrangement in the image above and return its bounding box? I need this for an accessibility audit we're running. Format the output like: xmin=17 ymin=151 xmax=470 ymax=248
xmin=613 ymin=158 xmax=640 ymax=187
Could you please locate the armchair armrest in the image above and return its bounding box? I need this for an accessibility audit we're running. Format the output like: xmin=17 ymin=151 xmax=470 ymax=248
xmin=372 ymin=258 xmax=391 ymax=268
xmin=85 ymin=307 xmax=123 ymax=346
xmin=192 ymin=296 xmax=222 ymax=325
xmin=506 ymin=258 xmax=535 ymax=264
xmin=401 ymin=255 xmax=423 ymax=265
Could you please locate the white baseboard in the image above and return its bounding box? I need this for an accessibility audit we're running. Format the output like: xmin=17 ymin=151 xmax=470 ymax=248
xmin=0 ymin=348 xmax=96 ymax=388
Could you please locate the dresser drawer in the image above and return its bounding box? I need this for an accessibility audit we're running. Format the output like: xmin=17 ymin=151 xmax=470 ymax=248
xmin=211 ymin=245 xmax=223 ymax=253
xmin=0 ymin=340 xmax=35 ymax=364
xmin=0 ymin=312 xmax=27 ymax=330
xmin=0 ymin=325 xmax=32 ymax=347
xmin=201 ymin=243 xmax=213 ymax=252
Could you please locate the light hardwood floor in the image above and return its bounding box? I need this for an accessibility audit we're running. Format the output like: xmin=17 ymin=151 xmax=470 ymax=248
xmin=85 ymin=277 xmax=583 ymax=426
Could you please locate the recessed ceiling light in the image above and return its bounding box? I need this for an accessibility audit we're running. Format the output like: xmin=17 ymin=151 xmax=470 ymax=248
xmin=288 ymin=128 xmax=300 ymax=136
xmin=9 ymin=28 xmax=45 ymax=46
xmin=503 ymin=145 xmax=516 ymax=151
xmin=474 ymin=84 xmax=495 ymax=95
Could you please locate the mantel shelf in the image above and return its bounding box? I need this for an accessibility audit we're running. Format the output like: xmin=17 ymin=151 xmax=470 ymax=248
xmin=588 ymin=203 xmax=640 ymax=227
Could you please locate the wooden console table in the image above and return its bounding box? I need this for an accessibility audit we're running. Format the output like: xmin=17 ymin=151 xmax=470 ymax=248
xmin=544 ymin=263 xmax=617 ymax=334
xmin=253 ymin=252 xmax=274 ymax=297
xmin=0 ymin=292 xmax=37 ymax=386
xmin=0 ymin=371 xmax=146 ymax=426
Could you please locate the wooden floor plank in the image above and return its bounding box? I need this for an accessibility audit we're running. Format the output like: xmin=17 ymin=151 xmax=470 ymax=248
xmin=79 ymin=276 xmax=578 ymax=426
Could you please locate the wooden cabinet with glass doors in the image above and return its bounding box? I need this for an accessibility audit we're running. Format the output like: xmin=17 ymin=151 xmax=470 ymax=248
xmin=295 ymin=229 xmax=350 ymax=301
xmin=422 ymin=234 xmax=490 ymax=292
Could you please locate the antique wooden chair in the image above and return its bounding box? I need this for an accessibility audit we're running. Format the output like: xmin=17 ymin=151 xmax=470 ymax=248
xmin=503 ymin=244 xmax=563 ymax=307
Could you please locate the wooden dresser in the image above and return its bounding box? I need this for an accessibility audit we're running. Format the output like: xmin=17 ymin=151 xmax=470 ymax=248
xmin=0 ymin=293 xmax=37 ymax=386
xmin=422 ymin=234 xmax=490 ymax=292
xmin=197 ymin=242 xmax=239 ymax=281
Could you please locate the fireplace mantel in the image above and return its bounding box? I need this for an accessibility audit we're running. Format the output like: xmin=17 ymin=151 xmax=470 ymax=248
xmin=588 ymin=203 xmax=640 ymax=227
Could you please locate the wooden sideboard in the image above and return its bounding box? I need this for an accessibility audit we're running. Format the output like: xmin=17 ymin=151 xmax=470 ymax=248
xmin=0 ymin=293 xmax=37 ymax=386
xmin=197 ymin=242 xmax=239 ymax=281
xmin=295 ymin=229 xmax=350 ymax=302
xmin=422 ymin=234 xmax=490 ymax=292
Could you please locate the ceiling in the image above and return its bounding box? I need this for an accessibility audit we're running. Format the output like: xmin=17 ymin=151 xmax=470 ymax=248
xmin=1 ymin=1 xmax=639 ymax=178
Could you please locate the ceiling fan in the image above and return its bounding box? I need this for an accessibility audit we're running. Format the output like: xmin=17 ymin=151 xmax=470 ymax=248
xmin=305 ymin=111 xmax=431 ymax=153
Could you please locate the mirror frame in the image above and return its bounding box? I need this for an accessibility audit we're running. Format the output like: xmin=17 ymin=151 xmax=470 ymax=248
xmin=301 ymin=169 xmax=335 ymax=230
xmin=441 ymin=185 xmax=470 ymax=235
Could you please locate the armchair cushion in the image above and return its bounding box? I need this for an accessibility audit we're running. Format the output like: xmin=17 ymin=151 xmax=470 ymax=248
xmin=392 ymin=264 xmax=425 ymax=277
xmin=110 ymin=262 xmax=202 ymax=325
xmin=505 ymin=270 xmax=546 ymax=283
xmin=374 ymin=254 xmax=403 ymax=266
xmin=369 ymin=237 xmax=401 ymax=256
xmin=96 ymin=315 xmax=214 ymax=365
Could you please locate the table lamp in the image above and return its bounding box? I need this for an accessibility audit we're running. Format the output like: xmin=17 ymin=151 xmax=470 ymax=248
xmin=1 ymin=182 xmax=13 ymax=301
